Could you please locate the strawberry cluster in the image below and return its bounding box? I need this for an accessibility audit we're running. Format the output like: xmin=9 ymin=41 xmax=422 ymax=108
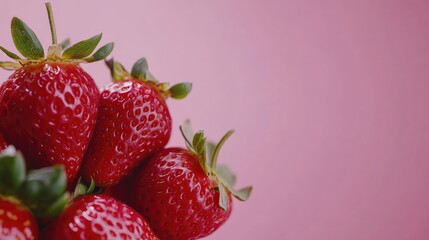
xmin=0 ymin=3 xmax=251 ymax=240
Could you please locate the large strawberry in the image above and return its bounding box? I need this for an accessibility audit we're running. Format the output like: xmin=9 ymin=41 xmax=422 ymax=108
xmin=0 ymin=3 xmax=113 ymax=182
xmin=44 ymin=194 xmax=159 ymax=240
xmin=0 ymin=146 xmax=70 ymax=240
xmin=133 ymin=121 xmax=252 ymax=239
xmin=81 ymin=58 xmax=191 ymax=186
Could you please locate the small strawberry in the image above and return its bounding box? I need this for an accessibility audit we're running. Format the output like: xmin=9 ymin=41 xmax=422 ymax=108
xmin=81 ymin=58 xmax=191 ymax=186
xmin=0 ymin=3 xmax=113 ymax=183
xmin=133 ymin=121 xmax=252 ymax=240
xmin=0 ymin=146 xmax=70 ymax=240
xmin=0 ymin=196 xmax=39 ymax=240
xmin=44 ymin=194 xmax=159 ymax=240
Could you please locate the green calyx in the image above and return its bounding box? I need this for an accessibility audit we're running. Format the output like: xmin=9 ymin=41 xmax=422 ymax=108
xmin=105 ymin=58 xmax=192 ymax=100
xmin=180 ymin=120 xmax=252 ymax=211
xmin=0 ymin=2 xmax=113 ymax=70
xmin=0 ymin=148 xmax=25 ymax=196
xmin=0 ymin=146 xmax=69 ymax=218
xmin=72 ymin=177 xmax=104 ymax=199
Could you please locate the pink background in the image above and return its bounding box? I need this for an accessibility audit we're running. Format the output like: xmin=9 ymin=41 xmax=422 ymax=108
xmin=1 ymin=0 xmax=429 ymax=239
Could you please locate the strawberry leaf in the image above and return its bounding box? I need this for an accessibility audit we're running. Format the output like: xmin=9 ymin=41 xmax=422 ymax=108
xmin=105 ymin=59 xmax=132 ymax=81
xmin=216 ymin=164 xmax=236 ymax=188
xmin=11 ymin=17 xmax=44 ymax=60
xmin=193 ymin=131 xmax=211 ymax=174
xmin=146 ymin=71 xmax=157 ymax=82
xmin=20 ymin=165 xmax=66 ymax=202
xmin=217 ymin=165 xmax=252 ymax=201
xmin=87 ymin=178 xmax=96 ymax=193
xmin=192 ymin=131 xmax=206 ymax=155
xmin=131 ymin=57 xmax=157 ymax=82
xmin=217 ymin=184 xmax=229 ymax=211
xmin=131 ymin=58 xmax=148 ymax=79
xmin=62 ymin=33 xmax=102 ymax=59
xmin=229 ymin=186 xmax=252 ymax=201
xmin=0 ymin=61 xmax=21 ymax=70
xmin=18 ymin=165 xmax=67 ymax=218
xmin=180 ymin=120 xmax=195 ymax=151
xmin=44 ymin=192 xmax=69 ymax=218
xmin=84 ymin=42 xmax=114 ymax=62
xmin=73 ymin=178 xmax=96 ymax=198
xmin=0 ymin=46 xmax=21 ymax=59
xmin=60 ymin=38 xmax=71 ymax=49
xmin=169 ymin=82 xmax=192 ymax=99
xmin=0 ymin=147 xmax=25 ymax=196
xmin=73 ymin=182 xmax=87 ymax=198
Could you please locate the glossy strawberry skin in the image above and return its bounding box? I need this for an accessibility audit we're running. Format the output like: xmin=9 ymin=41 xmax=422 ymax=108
xmin=0 ymin=196 xmax=39 ymax=240
xmin=82 ymin=80 xmax=171 ymax=187
xmin=44 ymin=194 xmax=158 ymax=240
xmin=0 ymin=134 xmax=7 ymax=151
xmin=133 ymin=148 xmax=232 ymax=240
xmin=0 ymin=63 xmax=100 ymax=182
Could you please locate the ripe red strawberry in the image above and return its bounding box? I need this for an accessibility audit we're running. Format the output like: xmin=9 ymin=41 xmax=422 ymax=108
xmin=0 ymin=3 xmax=113 ymax=182
xmin=0 ymin=196 xmax=39 ymax=240
xmin=81 ymin=59 xmax=191 ymax=186
xmin=133 ymin=122 xmax=252 ymax=239
xmin=44 ymin=194 xmax=159 ymax=240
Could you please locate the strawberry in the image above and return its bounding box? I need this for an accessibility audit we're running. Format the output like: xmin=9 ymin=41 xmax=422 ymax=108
xmin=44 ymin=194 xmax=159 ymax=240
xmin=0 ymin=146 xmax=70 ymax=240
xmin=0 ymin=3 xmax=113 ymax=183
xmin=133 ymin=121 xmax=252 ymax=239
xmin=81 ymin=58 xmax=191 ymax=186
xmin=0 ymin=196 xmax=39 ymax=240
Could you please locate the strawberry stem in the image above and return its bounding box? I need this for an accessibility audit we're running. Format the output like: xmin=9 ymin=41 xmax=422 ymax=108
xmin=45 ymin=2 xmax=57 ymax=45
